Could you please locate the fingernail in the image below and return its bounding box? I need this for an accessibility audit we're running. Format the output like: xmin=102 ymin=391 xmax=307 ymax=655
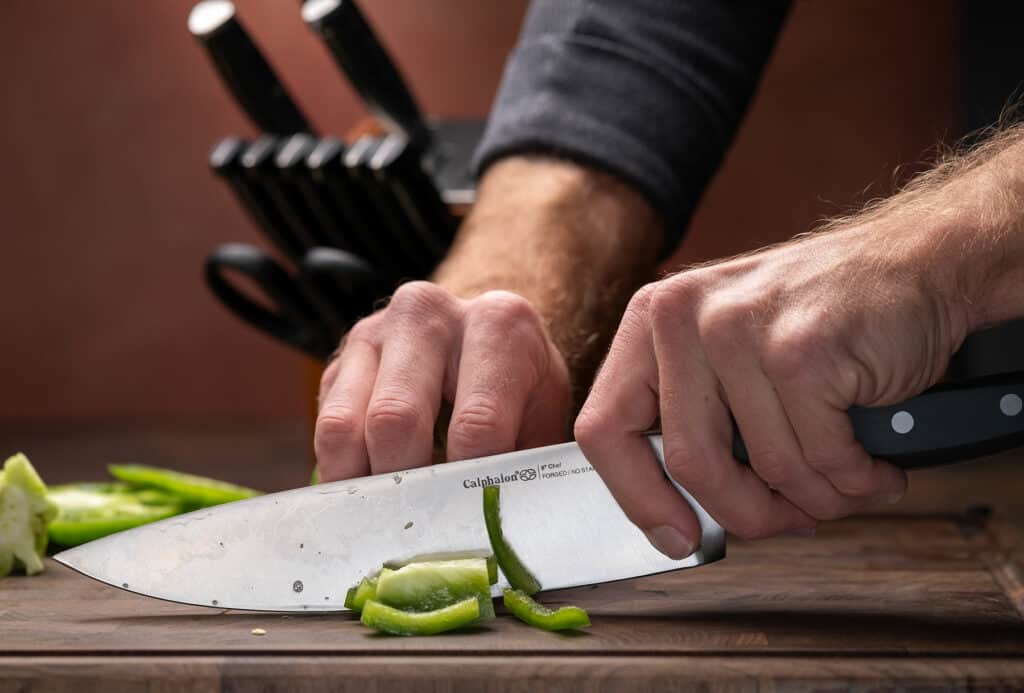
xmin=644 ymin=526 xmax=694 ymax=560
xmin=784 ymin=527 xmax=817 ymax=538
xmin=888 ymin=489 xmax=906 ymax=504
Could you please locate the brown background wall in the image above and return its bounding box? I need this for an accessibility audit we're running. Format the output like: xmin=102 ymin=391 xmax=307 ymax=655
xmin=0 ymin=0 xmax=956 ymax=426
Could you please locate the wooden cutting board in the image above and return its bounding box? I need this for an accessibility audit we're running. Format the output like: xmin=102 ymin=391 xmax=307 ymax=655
xmin=3 ymin=511 xmax=1023 ymax=691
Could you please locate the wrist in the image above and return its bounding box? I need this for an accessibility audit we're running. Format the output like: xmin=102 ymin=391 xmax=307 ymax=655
xmin=432 ymin=154 xmax=665 ymax=401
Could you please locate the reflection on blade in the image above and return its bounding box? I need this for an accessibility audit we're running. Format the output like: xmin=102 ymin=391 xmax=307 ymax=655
xmin=54 ymin=435 xmax=725 ymax=612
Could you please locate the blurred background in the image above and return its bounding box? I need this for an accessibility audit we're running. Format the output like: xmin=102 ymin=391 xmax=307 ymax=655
xmin=0 ymin=1 xmax=1021 ymax=516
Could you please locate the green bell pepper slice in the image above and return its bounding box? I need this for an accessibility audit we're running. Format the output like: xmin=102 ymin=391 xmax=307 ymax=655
xmin=343 ymin=575 xmax=378 ymax=612
xmin=375 ymin=558 xmax=495 ymax=621
xmin=47 ymin=483 xmax=185 ymax=547
xmin=482 ymin=485 xmax=541 ymax=595
xmin=360 ymin=596 xmax=480 ymax=636
xmin=0 ymin=453 xmax=58 ymax=576
xmin=503 ymin=588 xmax=590 ymax=631
xmin=108 ymin=464 xmax=262 ymax=508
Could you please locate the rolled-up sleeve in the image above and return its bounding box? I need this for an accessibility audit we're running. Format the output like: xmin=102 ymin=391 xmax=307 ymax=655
xmin=474 ymin=0 xmax=791 ymax=254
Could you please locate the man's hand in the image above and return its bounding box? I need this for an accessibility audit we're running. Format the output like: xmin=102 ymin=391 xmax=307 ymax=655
xmin=577 ymin=127 xmax=1024 ymax=557
xmin=316 ymin=155 xmax=664 ymax=481
xmin=316 ymin=283 xmax=570 ymax=481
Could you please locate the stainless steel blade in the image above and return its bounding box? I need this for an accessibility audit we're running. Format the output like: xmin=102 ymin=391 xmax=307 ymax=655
xmin=54 ymin=434 xmax=725 ymax=612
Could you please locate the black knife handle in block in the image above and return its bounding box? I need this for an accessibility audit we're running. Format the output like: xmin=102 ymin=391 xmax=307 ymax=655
xmin=302 ymin=0 xmax=429 ymax=150
xmin=732 ymin=373 xmax=1024 ymax=469
xmin=242 ymin=136 xmax=323 ymax=261
xmin=343 ymin=136 xmax=430 ymax=279
xmin=189 ymin=1 xmax=313 ymax=135
xmin=370 ymin=133 xmax=456 ymax=260
xmin=209 ymin=137 xmax=307 ymax=263
xmin=205 ymin=243 xmax=333 ymax=360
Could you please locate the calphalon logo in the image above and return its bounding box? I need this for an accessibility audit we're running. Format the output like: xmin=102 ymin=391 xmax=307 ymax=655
xmin=462 ymin=468 xmax=537 ymax=489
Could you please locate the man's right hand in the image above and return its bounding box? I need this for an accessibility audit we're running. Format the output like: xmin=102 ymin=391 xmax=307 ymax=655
xmin=315 ymin=282 xmax=570 ymax=482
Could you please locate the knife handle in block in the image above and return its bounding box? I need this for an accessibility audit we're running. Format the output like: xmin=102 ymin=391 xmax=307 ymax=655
xmin=732 ymin=373 xmax=1024 ymax=469
xmin=190 ymin=0 xmax=313 ymax=135
xmin=302 ymin=0 xmax=430 ymax=151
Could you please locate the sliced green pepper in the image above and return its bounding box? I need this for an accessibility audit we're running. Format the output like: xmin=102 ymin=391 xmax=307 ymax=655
xmin=47 ymin=483 xmax=185 ymax=547
xmin=343 ymin=575 xmax=378 ymax=612
xmin=375 ymin=558 xmax=495 ymax=621
xmin=486 ymin=554 xmax=498 ymax=585
xmin=108 ymin=464 xmax=262 ymax=508
xmin=503 ymin=588 xmax=590 ymax=631
xmin=360 ymin=596 xmax=480 ymax=636
xmin=482 ymin=485 xmax=541 ymax=595
xmin=0 ymin=453 xmax=58 ymax=576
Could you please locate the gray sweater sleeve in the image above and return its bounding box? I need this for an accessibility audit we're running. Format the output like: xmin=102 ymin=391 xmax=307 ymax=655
xmin=473 ymin=0 xmax=791 ymax=254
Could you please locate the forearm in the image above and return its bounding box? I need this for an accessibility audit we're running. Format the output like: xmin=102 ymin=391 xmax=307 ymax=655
xmin=433 ymin=155 xmax=664 ymax=405
xmin=872 ymin=126 xmax=1024 ymax=336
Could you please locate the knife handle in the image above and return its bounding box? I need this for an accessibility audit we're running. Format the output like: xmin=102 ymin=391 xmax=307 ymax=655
xmin=189 ymin=0 xmax=313 ymax=135
xmin=302 ymin=0 xmax=430 ymax=150
xmin=209 ymin=137 xmax=306 ymax=262
xmin=731 ymin=373 xmax=1024 ymax=469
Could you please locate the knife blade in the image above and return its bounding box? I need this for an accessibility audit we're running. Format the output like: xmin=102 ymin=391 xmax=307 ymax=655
xmin=56 ymin=435 xmax=721 ymax=612
xmin=54 ymin=374 xmax=1024 ymax=611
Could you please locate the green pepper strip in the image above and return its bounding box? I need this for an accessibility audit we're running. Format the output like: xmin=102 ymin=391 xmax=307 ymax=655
xmin=486 ymin=554 xmax=498 ymax=585
xmin=108 ymin=464 xmax=262 ymax=508
xmin=482 ymin=485 xmax=541 ymax=595
xmin=360 ymin=597 xmax=480 ymax=636
xmin=344 ymin=575 xmax=378 ymax=612
xmin=503 ymin=588 xmax=590 ymax=631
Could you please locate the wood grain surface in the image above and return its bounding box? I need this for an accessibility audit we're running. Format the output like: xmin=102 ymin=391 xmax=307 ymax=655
xmin=2 ymin=427 xmax=1023 ymax=690
xmin=2 ymin=513 xmax=1023 ymax=691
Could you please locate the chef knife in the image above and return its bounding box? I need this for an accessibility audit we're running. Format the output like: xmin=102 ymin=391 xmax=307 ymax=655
xmin=301 ymin=0 xmax=430 ymax=151
xmin=55 ymin=373 xmax=1024 ymax=612
xmin=189 ymin=0 xmax=314 ymax=135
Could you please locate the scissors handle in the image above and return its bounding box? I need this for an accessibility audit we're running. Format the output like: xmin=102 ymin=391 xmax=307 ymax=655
xmin=300 ymin=246 xmax=380 ymax=322
xmin=205 ymin=243 xmax=334 ymax=360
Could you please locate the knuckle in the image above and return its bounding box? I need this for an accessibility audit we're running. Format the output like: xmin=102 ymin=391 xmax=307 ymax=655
xmin=449 ymin=399 xmax=507 ymax=453
xmin=649 ymin=276 xmax=703 ymax=328
xmin=474 ymin=290 xmax=536 ymax=324
xmin=748 ymin=448 xmax=792 ymax=488
xmin=365 ymin=396 xmax=424 ymax=442
xmin=662 ymin=445 xmax=721 ymax=493
xmin=314 ymin=407 xmax=362 ymax=457
xmin=762 ymin=326 xmax=823 ymax=385
xmin=389 ymin=281 xmax=453 ymax=316
xmin=573 ymin=405 xmax=610 ymax=452
xmin=344 ymin=316 xmax=378 ymax=345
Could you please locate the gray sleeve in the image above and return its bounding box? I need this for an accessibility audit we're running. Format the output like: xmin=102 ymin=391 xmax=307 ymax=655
xmin=473 ymin=0 xmax=791 ymax=254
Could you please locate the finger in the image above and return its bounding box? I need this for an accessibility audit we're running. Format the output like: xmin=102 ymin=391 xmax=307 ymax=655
xmin=710 ymin=347 xmax=845 ymax=523
xmin=447 ymin=292 xmax=570 ymax=461
xmin=576 ymin=289 xmax=702 ymax=559
xmin=314 ymin=337 xmax=379 ymax=482
xmin=775 ymin=378 xmax=908 ymax=506
xmin=364 ymin=289 xmax=458 ymax=474
xmin=655 ymin=302 xmax=814 ymax=540
xmin=517 ymin=340 xmax=571 ymax=449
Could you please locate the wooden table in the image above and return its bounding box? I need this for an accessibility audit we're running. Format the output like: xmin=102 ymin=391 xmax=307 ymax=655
xmin=2 ymin=426 xmax=1024 ymax=691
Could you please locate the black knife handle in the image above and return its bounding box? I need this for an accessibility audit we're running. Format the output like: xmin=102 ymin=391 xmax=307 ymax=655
xmin=731 ymin=373 xmax=1024 ymax=469
xmin=189 ymin=1 xmax=313 ymax=135
xmin=302 ymin=0 xmax=430 ymax=150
